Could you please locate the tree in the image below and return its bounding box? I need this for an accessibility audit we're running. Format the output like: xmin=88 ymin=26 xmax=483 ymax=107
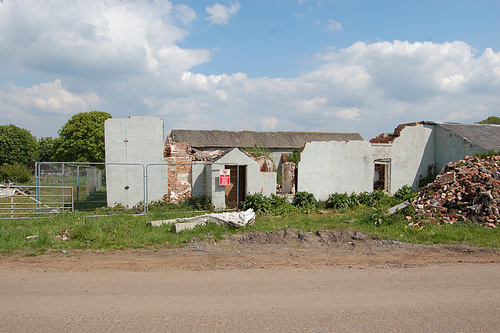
xmin=37 ymin=136 xmax=55 ymax=162
xmin=0 ymin=124 xmax=38 ymax=168
xmin=53 ymin=111 xmax=112 ymax=162
xmin=476 ymin=116 xmax=500 ymax=124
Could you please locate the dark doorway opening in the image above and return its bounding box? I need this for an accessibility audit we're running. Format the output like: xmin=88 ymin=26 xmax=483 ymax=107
xmin=225 ymin=165 xmax=246 ymax=208
xmin=374 ymin=159 xmax=390 ymax=192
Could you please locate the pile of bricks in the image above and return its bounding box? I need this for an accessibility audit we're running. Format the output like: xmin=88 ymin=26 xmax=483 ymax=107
xmin=413 ymin=155 xmax=500 ymax=228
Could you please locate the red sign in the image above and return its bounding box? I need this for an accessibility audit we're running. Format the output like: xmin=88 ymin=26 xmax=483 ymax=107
xmin=219 ymin=169 xmax=230 ymax=186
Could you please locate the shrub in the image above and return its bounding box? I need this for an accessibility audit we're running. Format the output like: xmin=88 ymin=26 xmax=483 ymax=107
xmin=0 ymin=163 xmax=32 ymax=183
xmin=326 ymin=191 xmax=391 ymax=210
xmin=325 ymin=192 xmax=351 ymax=209
xmin=288 ymin=149 xmax=302 ymax=164
xmin=293 ymin=191 xmax=317 ymax=209
xmin=240 ymin=192 xmax=273 ymax=215
xmin=394 ymin=185 xmax=417 ymax=202
xmin=182 ymin=195 xmax=213 ymax=211
xmin=357 ymin=191 xmax=375 ymax=206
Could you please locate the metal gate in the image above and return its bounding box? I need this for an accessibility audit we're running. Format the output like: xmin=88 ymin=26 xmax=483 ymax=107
xmin=0 ymin=184 xmax=73 ymax=220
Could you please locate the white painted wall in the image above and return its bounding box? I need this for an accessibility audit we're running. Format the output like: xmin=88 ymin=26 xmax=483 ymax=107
xmin=105 ymin=116 xmax=168 ymax=207
xmin=191 ymin=149 xmax=276 ymax=209
xmin=373 ymin=124 xmax=434 ymax=191
xmin=297 ymin=124 xmax=435 ymax=200
xmin=434 ymin=125 xmax=485 ymax=172
xmin=298 ymin=140 xmax=374 ymax=200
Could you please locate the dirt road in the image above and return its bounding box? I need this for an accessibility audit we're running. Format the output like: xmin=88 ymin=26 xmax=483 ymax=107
xmin=1 ymin=229 xmax=499 ymax=332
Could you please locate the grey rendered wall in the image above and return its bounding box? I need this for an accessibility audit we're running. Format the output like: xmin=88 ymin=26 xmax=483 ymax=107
xmin=105 ymin=116 xmax=168 ymax=207
xmin=207 ymin=148 xmax=276 ymax=209
xmin=373 ymin=124 xmax=435 ymax=191
xmin=269 ymin=148 xmax=294 ymax=170
xmin=434 ymin=125 xmax=485 ymax=172
xmin=192 ymin=162 xmax=211 ymax=198
xmin=297 ymin=124 xmax=435 ymax=200
xmin=298 ymin=140 xmax=374 ymax=200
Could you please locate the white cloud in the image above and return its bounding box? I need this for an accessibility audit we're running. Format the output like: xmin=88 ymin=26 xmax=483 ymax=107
xmin=259 ymin=117 xmax=278 ymax=130
xmin=151 ymin=40 xmax=499 ymax=137
xmin=0 ymin=1 xmax=498 ymax=140
xmin=0 ymin=80 xmax=99 ymax=136
xmin=1 ymin=80 xmax=97 ymax=115
xmin=174 ymin=4 xmax=197 ymax=26
xmin=0 ymin=0 xmax=210 ymax=78
xmin=327 ymin=19 xmax=343 ymax=32
xmin=206 ymin=1 xmax=241 ymax=25
xmin=335 ymin=107 xmax=360 ymax=120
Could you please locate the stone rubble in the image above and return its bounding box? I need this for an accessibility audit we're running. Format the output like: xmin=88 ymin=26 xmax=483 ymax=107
xmin=413 ymin=155 xmax=500 ymax=228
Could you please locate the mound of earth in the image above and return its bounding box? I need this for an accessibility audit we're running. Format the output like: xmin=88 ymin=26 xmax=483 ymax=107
xmin=1 ymin=228 xmax=498 ymax=272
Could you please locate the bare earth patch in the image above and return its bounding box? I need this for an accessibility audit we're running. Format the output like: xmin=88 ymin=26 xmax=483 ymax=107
xmin=1 ymin=229 xmax=498 ymax=272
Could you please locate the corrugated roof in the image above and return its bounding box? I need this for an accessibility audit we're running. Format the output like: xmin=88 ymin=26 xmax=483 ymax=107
xmin=437 ymin=123 xmax=500 ymax=151
xmin=170 ymin=129 xmax=363 ymax=149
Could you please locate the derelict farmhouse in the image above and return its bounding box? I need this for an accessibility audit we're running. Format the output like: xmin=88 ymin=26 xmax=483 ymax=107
xmin=104 ymin=116 xmax=500 ymax=209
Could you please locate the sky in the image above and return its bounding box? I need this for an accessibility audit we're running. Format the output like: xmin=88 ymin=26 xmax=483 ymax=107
xmin=0 ymin=0 xmax=499 ymax=141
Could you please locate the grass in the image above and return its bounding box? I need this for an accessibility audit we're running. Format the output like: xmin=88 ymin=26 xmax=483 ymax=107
xmin=0 ymin=205 xmax=498 ymax=255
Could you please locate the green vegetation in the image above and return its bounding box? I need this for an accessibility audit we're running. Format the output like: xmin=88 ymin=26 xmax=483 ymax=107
xmin=293 ymin=191 xmax=318 ymax=210
xmin=417 ymin=164 xmax=438 ymax=189
xmin=0 ymin=163 xmax=32 ymax=183
xmin=243 ymin=144 xmax=271 ymax=159
xmin=475 ymin=150 xmax=500 ymax=158
xmin=0 ymin=124 xmax=38 ymax=168
xmin=0 ymin=187 xmax=498 ymax=254
xmin=288 ymin=149 xmax=301 ymax=164
xmin=37 ymin=136 xmax=56 ymax=162
xmin=53 ymin=111 xmax=112 ymax=162
xmin=476 ymin=116 xmax=500 ymax=124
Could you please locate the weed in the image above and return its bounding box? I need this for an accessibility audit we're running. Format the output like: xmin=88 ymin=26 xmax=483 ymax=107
xmin=394 ymin=185 xmax=417 ymax=202
xmin=293 ymin=192 xmax=317 ymax=209
xmin=418 ymin=164 xmax=438 ymax=189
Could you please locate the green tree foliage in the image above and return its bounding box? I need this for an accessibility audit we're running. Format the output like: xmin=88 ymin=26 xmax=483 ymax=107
xmin=0 ymin=163 xmax=32 ymax=183
xmin=476 ymin=116 xmax=500 ymax=124
xmin=37 ymin=136 xmax=55 ymax=162
xmin=0 ymin=124 xmax=38 ymax=168
xmin=53 ymin=111 xmax=112 ymax=162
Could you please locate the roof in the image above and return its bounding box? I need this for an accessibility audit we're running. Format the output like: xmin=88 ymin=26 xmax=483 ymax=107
xmin=169 ymin=129 xmax=363 ymax=149
xmin=436 ymin=123 xmax=500 ymax=151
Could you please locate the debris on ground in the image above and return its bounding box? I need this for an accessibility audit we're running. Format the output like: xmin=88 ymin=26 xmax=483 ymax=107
xmin=149 ymin=209 xmax=256 ymax=232
xmin=413 ymin=155 xmax=500 ymax=228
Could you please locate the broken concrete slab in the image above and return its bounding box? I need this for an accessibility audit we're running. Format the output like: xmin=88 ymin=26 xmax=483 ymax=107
xmin=173 ymin=221 xmax=206 ymax=233
xmin=387 ymin=202 xmax=410 ymax=215
xmin=148 ymin=219 xmax=178 ymax=227
xmin=149 ymin=209 xmax=256 ymax=233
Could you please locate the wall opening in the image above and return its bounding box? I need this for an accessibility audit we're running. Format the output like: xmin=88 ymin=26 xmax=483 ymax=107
xmin=374 ymin=159 xmax=391 ymax=192
xmin=225 ymin=165 xmax=246 ymax=208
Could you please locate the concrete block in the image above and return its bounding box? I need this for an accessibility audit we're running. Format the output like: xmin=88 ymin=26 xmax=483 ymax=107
xmin=148 ymin=219 xmax=178 ymax=227
xmin=173 ymin=221 xmax=206 ymax=233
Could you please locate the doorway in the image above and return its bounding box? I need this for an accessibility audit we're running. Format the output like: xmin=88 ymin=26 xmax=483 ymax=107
xmin=225 ymin=165 xmax=246 ymax=208
xmin=374 ymin=159 xmax=391 ymax=192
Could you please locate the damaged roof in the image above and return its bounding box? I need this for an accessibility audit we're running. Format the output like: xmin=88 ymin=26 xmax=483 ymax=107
xmin=436 ymin=123 xmax=500 ymax=151
xmin=170 ymin=129 xmax=363 ymax=149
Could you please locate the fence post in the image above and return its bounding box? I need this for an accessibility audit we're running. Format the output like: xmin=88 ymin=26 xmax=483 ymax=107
xmin=10 ymin=194 xmax=14 ymax=219
xmin=76 ymin=165 xmax=80 ymax=201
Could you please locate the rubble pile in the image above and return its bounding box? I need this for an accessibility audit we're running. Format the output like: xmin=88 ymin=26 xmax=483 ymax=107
xmin=413 ymin=155 xmax=500 ymax=228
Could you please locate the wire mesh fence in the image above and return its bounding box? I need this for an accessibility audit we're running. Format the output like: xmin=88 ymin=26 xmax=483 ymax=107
xmin=36 ymin=162 xmax=106 ymax=212
xmin=26 ymin=161 xmax=250 ymax=217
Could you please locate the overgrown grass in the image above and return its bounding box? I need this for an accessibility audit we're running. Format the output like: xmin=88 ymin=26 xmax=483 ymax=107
xmin=1 ymin=205 xmax=498 ymax=255
xmin=0 ymin=210 xmax=237 ymax=255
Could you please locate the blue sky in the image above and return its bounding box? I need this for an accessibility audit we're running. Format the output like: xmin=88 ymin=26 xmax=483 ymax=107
xmin=0 ymin=0 xmax=499 ymax=140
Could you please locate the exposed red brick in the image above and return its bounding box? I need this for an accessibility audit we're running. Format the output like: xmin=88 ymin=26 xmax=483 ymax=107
xmin=369 ymin=122 xmax=422 ymax=144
